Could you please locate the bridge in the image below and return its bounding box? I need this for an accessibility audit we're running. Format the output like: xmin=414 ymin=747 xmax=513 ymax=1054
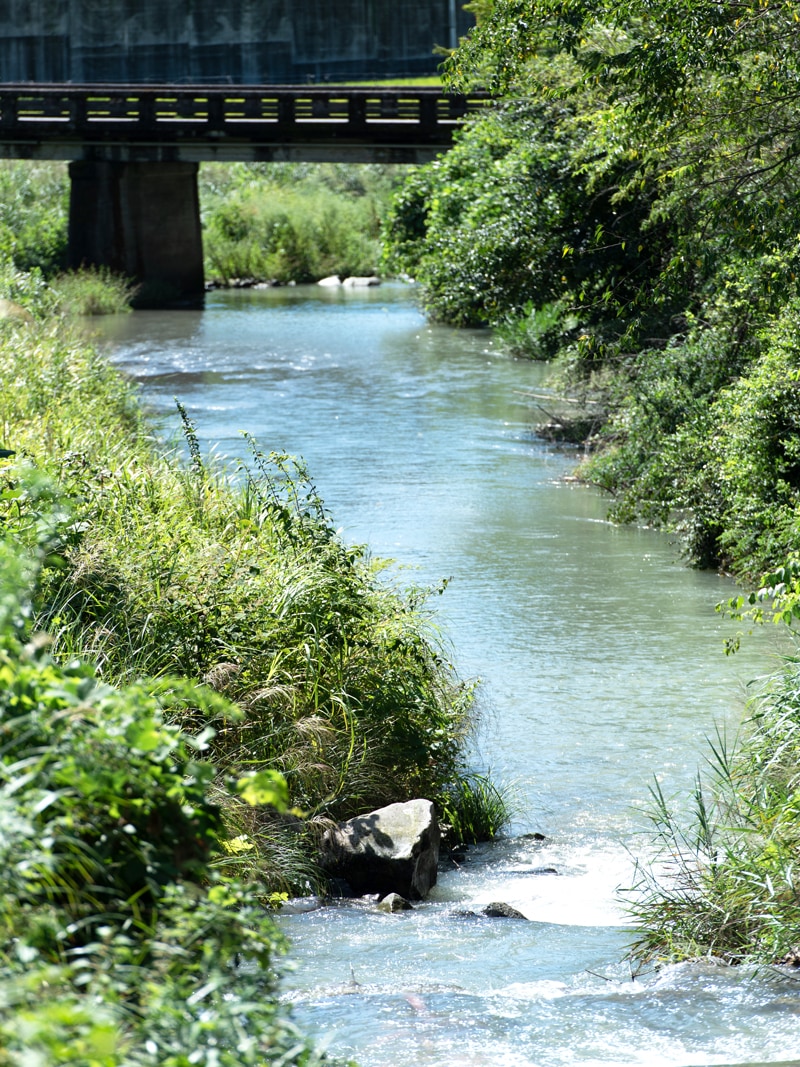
xmin=0 ymin=84 xmax=486 ymax=164
xmin=0 ymin=1 xmax=482 ymax=305
xmin=0 ymin=83 xmax=487 ymax=306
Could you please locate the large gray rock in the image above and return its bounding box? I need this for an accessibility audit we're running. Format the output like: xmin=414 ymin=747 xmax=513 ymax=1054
xmin=320 ymin=799 xmax=440 ymax=900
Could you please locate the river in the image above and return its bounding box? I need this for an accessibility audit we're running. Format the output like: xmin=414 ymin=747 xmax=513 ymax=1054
xmin=97 ymin=283 xmax=799 ymax=1067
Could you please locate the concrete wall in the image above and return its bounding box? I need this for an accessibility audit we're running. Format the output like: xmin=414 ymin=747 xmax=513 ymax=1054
xmin=0 ymin=0 xmax=474 ymax=83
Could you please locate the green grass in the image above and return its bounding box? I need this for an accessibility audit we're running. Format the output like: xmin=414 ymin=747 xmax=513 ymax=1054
xmin=49 ymin=266 xmax=136 ymax=316
xmin=627 ymin=665 xmax=800 ymax=966
xmin=200 ymin=162 xmax=403 ymax=284
xmin=0 ymin=531 xmax=340 ymax=1066
xmin=440 ymin=773 xmax=515 ymax=845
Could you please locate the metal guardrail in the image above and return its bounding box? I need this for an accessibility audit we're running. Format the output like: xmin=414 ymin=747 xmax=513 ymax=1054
xmin=0 ymin=84 xmax=491 ymax=146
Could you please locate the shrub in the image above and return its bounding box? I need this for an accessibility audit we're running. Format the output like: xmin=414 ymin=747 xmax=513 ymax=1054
xmin=0 ymin=531 xmax=332 ymax=1066
xmin=201 ymin=162 xmax=399 ymax=284
xmin=582 ymin=293 xmax=800 ymax=576
xmin=0 ymin=293 xmax=487 ymax=877
xmin=0 ymin=161 xmax=68 ymax=275
xmin=50 ymin=266 xmax=136 ymax=315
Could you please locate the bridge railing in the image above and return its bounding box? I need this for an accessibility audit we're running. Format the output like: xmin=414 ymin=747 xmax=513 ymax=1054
xmin=0 ymin=84 xmax=492 ymax=144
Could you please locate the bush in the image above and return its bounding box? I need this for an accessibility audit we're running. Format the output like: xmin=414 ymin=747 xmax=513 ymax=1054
xmin=50 ymin=266 xmax=136 ymax=316
xmin=582 ymin=292 xmax=800 ymax=576
xmin=0 ymin=289 xmax=492 ymax=888
xmin=0 ymin=161 xmax=68 ymax=275
xmin=382 ymin=95 xmax=672 ymax=346
xmin=201 ymin=162 xmax=399 ymax=283
xmin=0 ymin=531 xmax=333 ymax=1066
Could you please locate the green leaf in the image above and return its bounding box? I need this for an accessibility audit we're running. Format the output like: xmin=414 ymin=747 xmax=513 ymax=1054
xmin=235 ymin=770 xmax=290 ymax=811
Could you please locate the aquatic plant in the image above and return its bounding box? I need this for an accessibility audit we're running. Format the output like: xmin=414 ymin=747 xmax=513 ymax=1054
xmin=440 ymin=772 xmax=513 ymax=845
xmin=627 ymin=664 xmax=800 ymax=965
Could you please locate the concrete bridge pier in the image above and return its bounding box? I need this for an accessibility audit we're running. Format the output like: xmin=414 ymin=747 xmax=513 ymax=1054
xmin=68 ymin=160 xmax=205 ymax=307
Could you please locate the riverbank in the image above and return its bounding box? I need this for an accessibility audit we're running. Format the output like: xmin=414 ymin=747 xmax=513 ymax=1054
xmin=0 ymin=158 xmax=401 ymax=294
xmin=0 ymin=284 xmax=513 ymax=1061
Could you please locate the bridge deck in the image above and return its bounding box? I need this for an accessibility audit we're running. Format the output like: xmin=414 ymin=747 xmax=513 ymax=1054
xmin=0 ymin=84 xmax=491 ymax=163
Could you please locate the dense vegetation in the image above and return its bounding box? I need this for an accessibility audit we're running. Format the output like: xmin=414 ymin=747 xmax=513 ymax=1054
xmin=0 ymin=535 xmax=332 ymax=1065
xmin=381 ymin=0 xmax=800 ymax=965
xmin=0 ymin=159 xmax=399 ymax=293
xmin=0 ymin=303 xmax=485 ymax=872
xmin=201 ymin=162 xmax=399 ymax=284
xmin=0 ymin=254 xmax=506 ymax=1057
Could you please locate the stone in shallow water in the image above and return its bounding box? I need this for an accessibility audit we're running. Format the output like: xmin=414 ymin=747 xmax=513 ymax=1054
xmin=342 ymin=275 xmax=380 ymax=287
xmin=480 ymin=902 xmax=529 ymax=920
xmin=320 ymin=799 xmax=440 ymax=900
xmin=377 ymin=892 xmax=413 ymax=912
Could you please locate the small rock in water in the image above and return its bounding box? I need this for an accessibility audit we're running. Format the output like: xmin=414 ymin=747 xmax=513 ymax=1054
xmin=377 ymin=892 xmax=413 ymax=912
xmin=280 ymin=895 xmax=326 ymax=914
xmin=342 ymin=275 xmax=380 ymax=287
xmin=480 ymin=902 xmax=529 ymax=920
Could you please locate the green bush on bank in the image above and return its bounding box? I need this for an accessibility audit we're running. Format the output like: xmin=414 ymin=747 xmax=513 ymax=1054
xmin=0 ymin=303 xmax=495 ymax=888
xmin=0 ymin=532 xmax=335 ymax=1066
xmin=0 ymin=255 xmax=135 ymax=323
xmin=581 ymin=294 xmax=800 ymax=576
xmin=201 ymin=162 xmax=401 ymax=284
xmin=379 ymin=2 xmax=800 ymax=580
xmin=382 ymin=93 xmax=671 ymax=343
xmin=0 ymin=160 xmax=68 ymax=275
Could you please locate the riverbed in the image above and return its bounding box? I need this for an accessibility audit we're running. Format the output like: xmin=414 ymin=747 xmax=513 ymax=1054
xmin=98 ymin=283 xmax=799 ymax=1067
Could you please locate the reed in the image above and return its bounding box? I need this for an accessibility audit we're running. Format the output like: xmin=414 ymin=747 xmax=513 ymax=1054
xmin=627 ymin=665 xmax=800 ymax=966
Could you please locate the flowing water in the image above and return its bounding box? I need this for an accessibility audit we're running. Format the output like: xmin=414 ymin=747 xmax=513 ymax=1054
xmin=98 ymin=284 xmax=800 ymax=1067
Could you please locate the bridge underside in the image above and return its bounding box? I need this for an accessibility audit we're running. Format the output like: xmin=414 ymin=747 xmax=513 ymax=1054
xmin=0 ymin=140 xmax=447 ymax=165
xmin=68 ymin=161 xmax=204 ymax=308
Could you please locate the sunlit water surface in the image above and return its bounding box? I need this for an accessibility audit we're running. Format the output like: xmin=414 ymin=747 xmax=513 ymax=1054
xmin=98 ymin=284 xmax=799 ymax=1067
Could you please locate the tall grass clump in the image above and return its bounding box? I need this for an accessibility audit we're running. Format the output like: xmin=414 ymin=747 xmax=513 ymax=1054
xmin=627 ymin=663 xmax=800 ymax=966
xmin=0 ymin=295 xmax=497 ymax=892
xmin=0 ymin=260 xmax=134 ymax=321
xmin=440 ymin=773 xmax=514 ymax=845
xmin=50 ymin=265 xmax=136 ymax=315
xmin=201 ymin=161 xmax=401 ymax=283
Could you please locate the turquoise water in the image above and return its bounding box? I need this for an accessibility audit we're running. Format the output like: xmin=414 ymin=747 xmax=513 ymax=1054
xmin=100 ymin=284 xmax=799 ymax=1067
